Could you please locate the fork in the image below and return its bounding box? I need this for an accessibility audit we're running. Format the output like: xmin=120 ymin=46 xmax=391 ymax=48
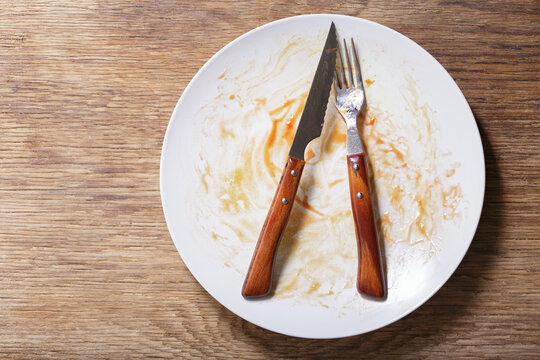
xmin=334 ymin=38 xmax=387 ymax=299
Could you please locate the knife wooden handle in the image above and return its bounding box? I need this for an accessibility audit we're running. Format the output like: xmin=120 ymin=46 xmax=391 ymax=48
xmin=242 ymin=156 xmax=305 ymax=298
xmin=347 ymin=153 xmax=387 ymax=299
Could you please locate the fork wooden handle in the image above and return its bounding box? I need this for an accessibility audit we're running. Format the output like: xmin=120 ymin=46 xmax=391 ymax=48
xmin=347 ymin=153 xmax=387 ymax=299
xmin=242 ymin=156 xmax=305 ymax=298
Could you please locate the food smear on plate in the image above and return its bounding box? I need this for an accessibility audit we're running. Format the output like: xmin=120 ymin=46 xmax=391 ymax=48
xmin=188 ymin=35 xmax=463 ymax=309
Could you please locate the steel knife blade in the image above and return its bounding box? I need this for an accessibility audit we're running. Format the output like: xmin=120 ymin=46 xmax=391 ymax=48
xmin=289 ymin=22 xmax=338 ymax=159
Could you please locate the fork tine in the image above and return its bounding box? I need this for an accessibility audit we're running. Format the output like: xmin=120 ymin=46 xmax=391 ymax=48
xmin=336 ymin=42 xmax=346 ymax=89
xmin=350 ymin=38 xmax=364 ymax=91
xmin=334 ymin=70 xmax=342 ymax=90
xmin=343 ymin=40 xmax=355 ymax=88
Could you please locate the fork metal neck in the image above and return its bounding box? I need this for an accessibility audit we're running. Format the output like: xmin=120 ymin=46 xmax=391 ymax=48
xmin=346 ymin=125 xmax=365 ymax=155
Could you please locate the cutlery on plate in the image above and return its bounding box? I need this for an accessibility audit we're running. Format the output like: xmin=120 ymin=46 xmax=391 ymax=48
xmin=334 ymin=38 xmax=387 ymax=298
xmin=242 ymin=23 xmax=338 ymax=298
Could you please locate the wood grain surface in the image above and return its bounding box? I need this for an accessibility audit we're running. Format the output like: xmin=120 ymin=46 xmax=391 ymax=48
xmin=0 ymin=1 xmax=538 ymax=358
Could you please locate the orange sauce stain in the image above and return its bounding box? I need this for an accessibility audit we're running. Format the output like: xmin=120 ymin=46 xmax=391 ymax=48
xmin=364 ymin=113 xmax=376 ymax=126
xmin=284 ymin=96 xmax=306 ymax=144
xmin=326 ymin=124 xmax=347 ymax=145
xmin=329 ymin=179 xmax=344 ymax=187
xmin=365 ymin=79 xmax=375 ymax=87
xmin=275 ymin=269 xmax=303 ymax=297
xmin=219 ymin=127 xmax=236 ymax=140
xmin=296 ymin=194 xmax=324 ymax=216
xmin=266 ymin=119 xmax=278 ymax=148
xmin=229 ymin=94 xmax=235 ymax=100
xmin=305 ymin=147 xmax=316 ymax=163
xmin=268 ymin=98 xmax=297 ymax=117
xmin=375 ymin=137 xmax=385 ymax=145
xmin=390 ymin=185 xmax=404 ymax=204
xmin=382 ymin=145 xmax=405 ymax=164
xmin=285 ymin=119 xmax=294 ymax=130
xmin=414 ymin=197 xmax=431 ymax=242
xmin=367 ymin=131 xmax=405 ymax=167
xmin=442 ymin=185 xmax=461 ymax=219
xmin=361 ymin=102 xmax=462 ymax=246
xmin=306 ymin=281 xmax=321 ymax=294
xmin=218 ymin=71 xmax=226 ymax=79
xmin=264 ymin=119 xmax=281 ymax=176
xmin=379 ymin=213 xmax=392 ymax=227
xmin=263 ymin=93 xmax=308 ymax=176
xmin=221 ymin=167 xmax=249 ymax=212
xmin=201 ymin=173 xmax=209 ymax=192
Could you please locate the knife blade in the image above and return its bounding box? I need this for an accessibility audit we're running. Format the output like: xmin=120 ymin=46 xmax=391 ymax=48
xmin=242 ymin=23 xmax=338 ymax=298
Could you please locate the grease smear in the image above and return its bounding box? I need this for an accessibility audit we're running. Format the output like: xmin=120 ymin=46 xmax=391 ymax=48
xmin=188 ymin=36 xmax=463 ymax=309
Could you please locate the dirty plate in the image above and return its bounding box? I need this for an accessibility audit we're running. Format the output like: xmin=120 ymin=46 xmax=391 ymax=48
xmin=160 ymin=14 xmax=484 ymax=338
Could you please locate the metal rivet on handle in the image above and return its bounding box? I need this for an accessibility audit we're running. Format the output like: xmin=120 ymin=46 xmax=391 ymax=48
xmin=353 ymin=163 xmax=360 ymax=170
xmin=356 ymin=192 xmax=364 ymax=199
xmin=290 ymin=170 xmax=297 ymax=177
xmin=282 ymin=197 xmax=289 ymax=205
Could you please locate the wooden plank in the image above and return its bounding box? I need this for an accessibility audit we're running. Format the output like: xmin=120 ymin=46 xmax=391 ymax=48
xmin=0 ymin=0 xmax=538 ymax=358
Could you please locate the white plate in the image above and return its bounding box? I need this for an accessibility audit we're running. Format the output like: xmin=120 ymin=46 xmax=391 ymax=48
xmin=160 ymin=14 xmax=484 ymax=338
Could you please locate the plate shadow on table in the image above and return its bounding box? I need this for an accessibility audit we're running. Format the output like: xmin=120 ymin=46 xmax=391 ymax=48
xmin=226 ymin=110 xmax=503 ymax=356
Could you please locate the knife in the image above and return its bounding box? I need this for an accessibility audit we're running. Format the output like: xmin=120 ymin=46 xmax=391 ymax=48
xmin=242 ymin=23 xmax=338 ymax=298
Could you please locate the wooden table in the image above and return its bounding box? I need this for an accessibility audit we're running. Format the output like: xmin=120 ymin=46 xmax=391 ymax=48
xmin=1 ymin=1 xmax=538 ymax=358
